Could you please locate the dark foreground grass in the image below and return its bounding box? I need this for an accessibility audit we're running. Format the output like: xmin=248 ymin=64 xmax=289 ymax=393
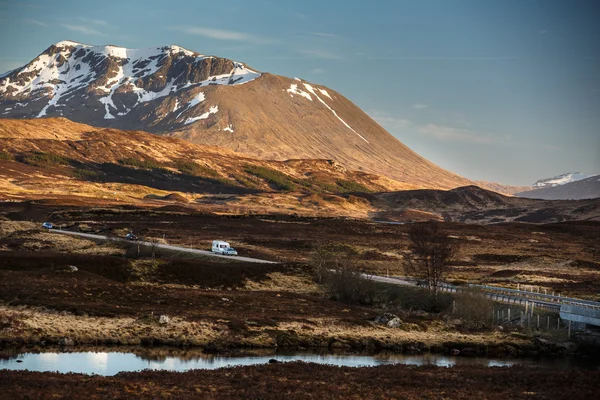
xmin=1 ymin=363 xmax=598 ymax=399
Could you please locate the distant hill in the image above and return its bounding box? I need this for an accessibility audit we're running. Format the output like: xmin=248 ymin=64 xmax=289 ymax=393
xmin=532 ymin=172 xmax=594 ymax=188
xmin=372 ymin=185 xmax=600 ymax=223
xmin=516 ymin=175 xmax=600 ymax=200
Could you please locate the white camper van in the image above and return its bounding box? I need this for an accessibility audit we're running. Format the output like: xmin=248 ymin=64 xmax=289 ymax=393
xmin=211 ymin=240 xmax=238 ymax=256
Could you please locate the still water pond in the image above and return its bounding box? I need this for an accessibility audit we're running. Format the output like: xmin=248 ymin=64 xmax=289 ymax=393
xmin=1 ymin=350 xmax=597 ymax=376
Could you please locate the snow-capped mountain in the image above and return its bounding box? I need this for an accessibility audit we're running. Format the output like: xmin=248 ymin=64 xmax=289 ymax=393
xmin=0 ymin=41 xmax=259 ymax=125
xmin=0 ymin=41 xmax=484 ymax=190
xmin=517 ymin=175 xmax=600 ymax=200
xmin=532 ymin=172 xmax=594 ymax=188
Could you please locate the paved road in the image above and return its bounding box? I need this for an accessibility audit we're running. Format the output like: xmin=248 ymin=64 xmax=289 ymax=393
xmin=49 ymin=229 xmax=278 ymax=264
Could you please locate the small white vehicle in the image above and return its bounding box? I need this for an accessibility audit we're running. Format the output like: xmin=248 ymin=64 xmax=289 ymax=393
xmin=212 ymin=240 xmax=238 ymax=256
xmin=42 ymin=222 xmax=53 ymax=229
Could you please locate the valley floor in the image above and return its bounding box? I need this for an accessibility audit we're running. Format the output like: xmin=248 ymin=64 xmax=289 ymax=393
xmin=1 ymin=203 xmax=599 ymax=398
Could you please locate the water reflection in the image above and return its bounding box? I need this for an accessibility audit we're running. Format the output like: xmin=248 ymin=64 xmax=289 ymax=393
xmin=0 ymin=349 xmax=596 ymax=376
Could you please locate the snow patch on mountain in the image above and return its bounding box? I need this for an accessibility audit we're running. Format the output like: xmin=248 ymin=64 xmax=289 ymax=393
xmin=287 ymin=84 xmax=312 ymax=101
xmin=303 ymin=83 xmax=369 ymax=144
xmin=532 ymin=172 xmax=594 ymax=188
xmin=184 ymin=105 xmax=218 ymax=125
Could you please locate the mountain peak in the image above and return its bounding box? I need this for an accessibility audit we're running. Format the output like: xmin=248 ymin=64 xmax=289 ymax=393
xmin=1 ymin=41 xmax=261 ymax=121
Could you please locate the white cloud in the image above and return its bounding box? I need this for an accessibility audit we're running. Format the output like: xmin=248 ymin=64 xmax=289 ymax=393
xmin=62 ymin=24 xmax=104 ymax=36
xmin=311 ymin=68 xmax=326 ymax=74
xmin=170 ymin=26 xmax=273 ymax=44
xmin=296 ymin=48 xmax=340 ymax=60
xmin=419 ymin=124 xmax=497 ymax=144
xmin=78 ymin=17 xmax=108 ymax=26
xmin=24 ymin=18 xmax=48 ymax=27
xmin=412 ymin=104 xmax=428 ymax=109
xmin=539 ymin=30 xmax=548 ymax=35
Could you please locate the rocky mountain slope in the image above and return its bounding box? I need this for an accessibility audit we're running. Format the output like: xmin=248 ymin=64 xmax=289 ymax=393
xmin=0 ymin=41 xmax=477 ymax=190
xmin=516 ymin=175 xmax=600 ymax=200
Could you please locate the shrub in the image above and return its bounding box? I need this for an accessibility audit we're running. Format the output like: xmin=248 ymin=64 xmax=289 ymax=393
xmin=244 ymin=165 xmax=296 ymax=191
xmin=20 ymin=151 xmax=71 ymax=167
xmin=335 ymin=179 xmax=371 ymax=193
xmin=324 ymin=264 xmax=377 ymax=305
xmin=0 ymin=151 xmax=14 ymax=161
xmin=118 ymin=157 xmax=165 ymax=171
xmin=310 ymin=244 xmax=375 ymax=305
xmin=453 ymin=288 xmax=495 ymax=329
xmin=72 ymin=168 xmax=101 ymax=181
xmin=235 ymin=175 xmax=260 ymax=189
xmin=376 ymin=284 xmax=453 ymax=313
xmin=173 ymin=159 xmax=219 ymax=177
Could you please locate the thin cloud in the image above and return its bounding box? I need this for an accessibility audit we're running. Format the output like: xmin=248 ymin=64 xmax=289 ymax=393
xmin=419 ymin=124 xmax=497 ymax=144
xmin=309 ymin=32 xmax=339 ymax=38
xmin=311 ymin=68 xmax=326 ymax=74
xmin=543 ymin=144 xmax=562 ymax=151
xmin=62 ymin=24 xmax=104 ymax=36
xmin=296 ymin=48 xmax=341 ymax=60
xmin=368 ymin=111 xmax=413 ymax=129
xmin=24 ymin=18 xmax=48 ymax=27
xmin=78 ymin=17 xmax=108 ymax=26
xmin=170 ymin=26 xmax=273 ymax=44
xmin=412 ymin=104 xmax=428 ymax=109
xmin=362 ymin=56 xmax=515 ymax=61
xmin=539 ymin=30 xmax=548 ymax=34
xmin=370 ymin=111 xmax=501 ymax=144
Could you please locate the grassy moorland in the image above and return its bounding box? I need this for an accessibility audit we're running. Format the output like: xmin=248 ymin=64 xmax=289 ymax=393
xmin=1 ymin=205 xmax=599 ymax=357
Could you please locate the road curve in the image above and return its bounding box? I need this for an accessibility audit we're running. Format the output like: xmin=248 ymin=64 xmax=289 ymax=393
xmin=49 ymin=229 xmax=278 ymax=264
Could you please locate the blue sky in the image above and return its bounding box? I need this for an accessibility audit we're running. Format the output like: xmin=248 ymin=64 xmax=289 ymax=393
xmin=0 ymin=0 xmax=598 ymax=186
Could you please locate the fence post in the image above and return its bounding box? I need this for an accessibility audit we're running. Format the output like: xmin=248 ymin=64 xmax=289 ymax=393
xmin=568 ymin=320 xmax=572 ymax=338
xmin=547 ymin=316 xmax=550 ymax=330
xmin=452 ymin=300 xmax=456 ymax=314
xmin=557 ymin=318 xmax=560 ymax=330
xmin=537 ymin=314 xmax=540 ymax=329
xmin=508 ymin=308 xmax=511 ymax=322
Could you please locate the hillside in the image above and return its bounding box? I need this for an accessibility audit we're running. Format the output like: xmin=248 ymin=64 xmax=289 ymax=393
xmin=0 ymin=117 xmax=409 ymax=217
xmin=0 ymin=41 xmax=478 ymax=191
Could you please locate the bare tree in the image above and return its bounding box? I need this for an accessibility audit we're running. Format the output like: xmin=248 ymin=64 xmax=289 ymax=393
xmin=404 ymin=222 xmax=458 ymax=300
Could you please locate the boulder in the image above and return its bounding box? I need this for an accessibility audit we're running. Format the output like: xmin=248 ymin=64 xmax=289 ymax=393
xmin=375 ymin=313 xmax=402 ymax=328
xmin=158 ymin=315 xmax=170 ymax=325
xmin=58 ymin=337 xmax=74 ymax=346
xmin=386 ymin=317 xmax=402 ymax=328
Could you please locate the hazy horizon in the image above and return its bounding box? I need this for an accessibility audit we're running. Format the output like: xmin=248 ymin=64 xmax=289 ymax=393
xmin=0 ymin=0 xmax=598 ymax=186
